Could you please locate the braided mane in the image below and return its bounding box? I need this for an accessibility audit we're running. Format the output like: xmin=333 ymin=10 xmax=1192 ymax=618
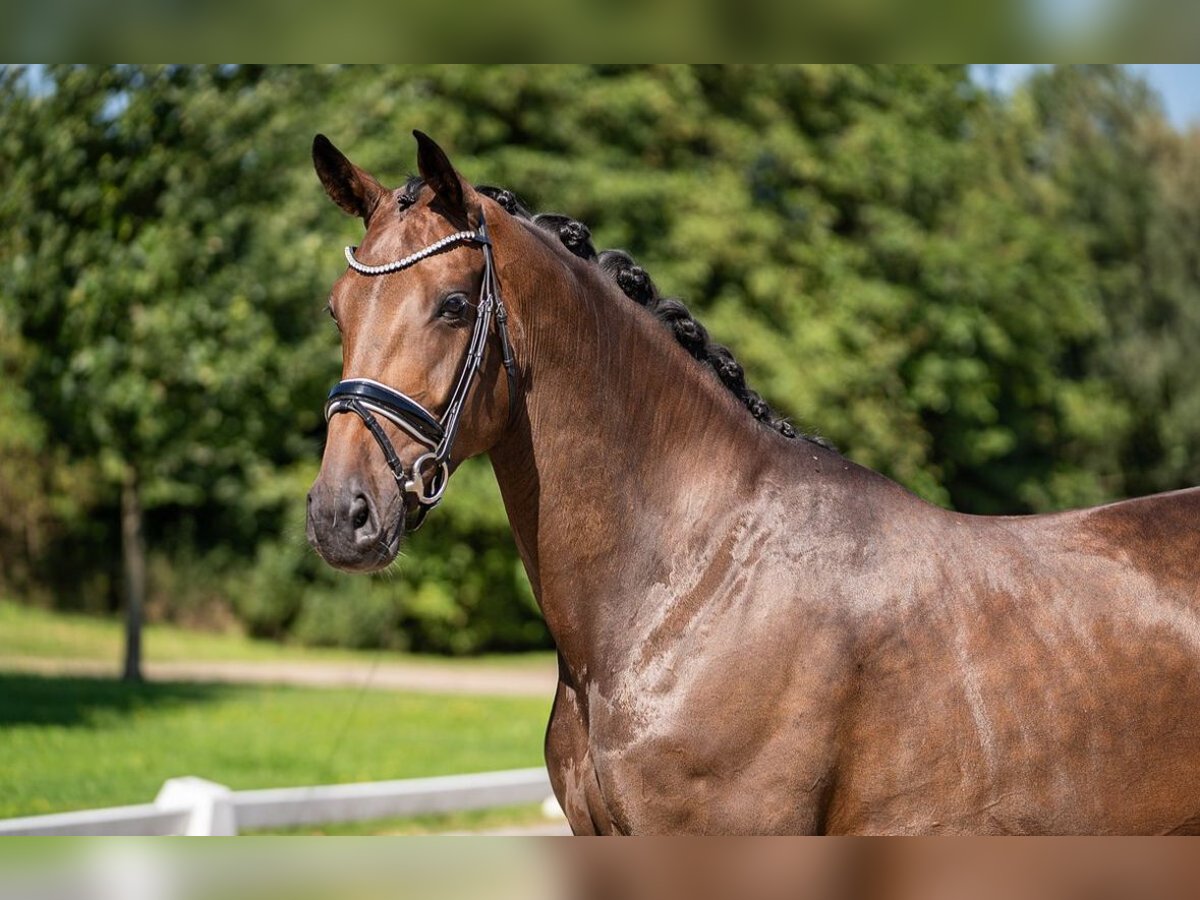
xmin=402 ymin=177 xmax=831 ymax=448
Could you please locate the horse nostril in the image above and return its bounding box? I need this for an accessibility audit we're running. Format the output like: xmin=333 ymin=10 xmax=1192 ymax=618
xmin=350 ymin=494 xmax=370 ymax=531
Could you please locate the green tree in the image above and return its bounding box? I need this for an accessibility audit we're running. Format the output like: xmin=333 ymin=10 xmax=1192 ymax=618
xmin=0 ymin=66 xmax=334 ymax=676
xmin=1024 ymin=65 xmax=1200 ymax=498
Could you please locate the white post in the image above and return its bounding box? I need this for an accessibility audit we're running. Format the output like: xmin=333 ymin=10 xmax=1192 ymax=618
xmin=154 ymin=776 xmax=236 ymax=836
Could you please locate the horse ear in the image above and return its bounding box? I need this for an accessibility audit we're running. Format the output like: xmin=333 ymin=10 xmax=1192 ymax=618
xmin=312 ymin=134 xmax=386 ymax=226
xmin=413 ymin=130 xmax=480 ymax=227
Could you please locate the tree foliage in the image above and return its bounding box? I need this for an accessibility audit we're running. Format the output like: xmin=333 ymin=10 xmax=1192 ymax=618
xmin=2 ymin=65 xmax=1197 ymax=653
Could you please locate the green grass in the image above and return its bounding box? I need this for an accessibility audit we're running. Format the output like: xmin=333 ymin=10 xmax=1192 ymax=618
xmin=0 ymin=600 xmax=553 ymax=669
xmin=0 ymin=602 xmax=558 ymax=832
xmin=0 ymin=673 xmax=551 ymax=821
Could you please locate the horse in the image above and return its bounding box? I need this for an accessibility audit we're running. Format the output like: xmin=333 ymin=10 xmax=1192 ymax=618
xmin=305 ymin=131 xmax=1200 ymax=835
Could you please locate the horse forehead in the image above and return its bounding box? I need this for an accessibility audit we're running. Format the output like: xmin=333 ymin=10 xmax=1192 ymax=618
xmin=333 ymin=205 xmax=469 ymax=331
xmin=333 ymin=210 xmax=449 ymax=310
xmin=358 ymin=199 xmax=448 ymax=259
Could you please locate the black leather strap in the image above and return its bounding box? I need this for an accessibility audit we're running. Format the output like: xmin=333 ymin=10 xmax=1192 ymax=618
xmin=479 ymin=218 xmax=521 ymax=425
xmin=340 ymin=398 xmax=408 ymax=485
xmin=325 ymin=379 xmax=444 ymax=447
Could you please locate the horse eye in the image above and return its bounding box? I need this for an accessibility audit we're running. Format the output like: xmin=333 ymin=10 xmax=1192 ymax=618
xmin=439 ymin=293 xmax=469 ymax=319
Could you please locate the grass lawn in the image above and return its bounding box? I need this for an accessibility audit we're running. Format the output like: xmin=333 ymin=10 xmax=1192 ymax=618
xmin=0 ymin=600 xmax=553 ymax=669
xmin=0 ymin=673 xmax=551 ymax=822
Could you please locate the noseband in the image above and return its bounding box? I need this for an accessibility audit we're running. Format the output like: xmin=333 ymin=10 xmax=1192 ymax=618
xmin=324 ymin=214 xmax=518 ymax=531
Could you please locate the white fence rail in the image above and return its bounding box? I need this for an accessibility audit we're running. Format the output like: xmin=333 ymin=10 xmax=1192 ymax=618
xmin=0 ymin=767 xmax=558 ymax=836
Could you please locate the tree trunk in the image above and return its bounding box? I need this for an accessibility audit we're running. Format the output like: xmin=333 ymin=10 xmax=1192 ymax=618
xmin=121 ymin=464 xmax=146 ymax=682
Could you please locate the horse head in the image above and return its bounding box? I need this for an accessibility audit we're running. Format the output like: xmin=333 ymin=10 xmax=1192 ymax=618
xmin=306 ymin=132 xmax=517 ymax=572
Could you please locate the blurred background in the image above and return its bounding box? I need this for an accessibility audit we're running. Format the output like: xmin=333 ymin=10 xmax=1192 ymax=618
xmin=1 ymin=64 xmax=1199 ymax=829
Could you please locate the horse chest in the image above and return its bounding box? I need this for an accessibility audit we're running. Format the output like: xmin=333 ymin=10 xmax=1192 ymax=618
xmin=549 ymin=657 xmax=842 ymax=834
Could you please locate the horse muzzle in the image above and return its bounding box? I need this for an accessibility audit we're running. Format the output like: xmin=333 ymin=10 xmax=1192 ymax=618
xmin=305 ymin=475 xmax=405 ymax=573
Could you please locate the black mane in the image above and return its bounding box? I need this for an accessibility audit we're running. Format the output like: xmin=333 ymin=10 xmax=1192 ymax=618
xmin=403 ymin=176 xmax=830 ymax=448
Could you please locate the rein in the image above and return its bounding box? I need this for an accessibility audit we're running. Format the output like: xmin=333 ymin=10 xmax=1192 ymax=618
xmin=324 ymin=214 xmax=518 ymax=531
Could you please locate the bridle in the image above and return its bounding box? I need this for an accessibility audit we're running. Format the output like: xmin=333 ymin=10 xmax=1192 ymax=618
xmin=324 ymin=213 xmax=518 ymax=531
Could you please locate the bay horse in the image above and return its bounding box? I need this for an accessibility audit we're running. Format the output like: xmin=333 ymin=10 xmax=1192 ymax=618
xmin=305 ymin=131 xmax=1200 ymax=835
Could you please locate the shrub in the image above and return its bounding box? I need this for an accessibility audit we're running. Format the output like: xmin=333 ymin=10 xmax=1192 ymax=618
xmin=292 ymin=583 xmax=405 ymax=650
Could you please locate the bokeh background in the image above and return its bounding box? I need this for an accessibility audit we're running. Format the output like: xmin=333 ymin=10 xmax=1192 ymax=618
xmin=4 ymin=65 xmax=1200 ymax=664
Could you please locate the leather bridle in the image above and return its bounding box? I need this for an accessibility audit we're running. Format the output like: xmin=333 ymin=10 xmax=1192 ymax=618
xmin=324 ymin=214 xmax=518 ymax=531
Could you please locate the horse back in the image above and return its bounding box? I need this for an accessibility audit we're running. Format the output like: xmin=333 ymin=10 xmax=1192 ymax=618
xmin=1066 ymin=486 xmax=1200 ymax=592
xmin=828 ymin=485 xmax=1200 ymax=834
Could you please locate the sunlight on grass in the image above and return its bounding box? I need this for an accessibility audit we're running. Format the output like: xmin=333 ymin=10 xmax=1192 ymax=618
xmin=0 ymin=673 xmax=551 ymax=820
xmin=0 ymin=600 xmax=554 ymax=669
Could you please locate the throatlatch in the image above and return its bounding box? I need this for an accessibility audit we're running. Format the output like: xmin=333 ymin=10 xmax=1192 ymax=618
xmin=324 ymin=214 xmax=517 ymax=531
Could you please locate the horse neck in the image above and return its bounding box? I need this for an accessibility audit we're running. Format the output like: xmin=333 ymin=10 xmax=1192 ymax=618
xmin=487 ymin=225 xmax=778 ymax=680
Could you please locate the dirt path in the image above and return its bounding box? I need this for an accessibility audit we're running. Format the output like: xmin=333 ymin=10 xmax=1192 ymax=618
xmin=1 ymin=655 xmax=558 ymax=697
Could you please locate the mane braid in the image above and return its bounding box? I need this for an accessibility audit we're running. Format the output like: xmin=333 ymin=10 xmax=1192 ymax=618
xmin=472 ymin=183 xmax=832 ymax=448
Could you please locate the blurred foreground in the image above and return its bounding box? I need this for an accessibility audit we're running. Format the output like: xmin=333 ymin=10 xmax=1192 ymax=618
xmin=2 ymin=838 xmax=1199 ymax=900
xmin=3 ymin=0 xmax=1198 ymax=58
